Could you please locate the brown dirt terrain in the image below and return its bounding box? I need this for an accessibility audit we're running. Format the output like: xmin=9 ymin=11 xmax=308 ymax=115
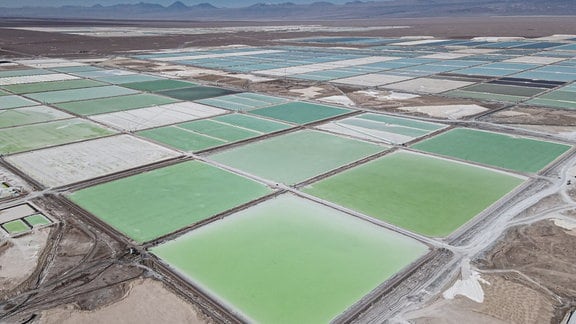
xmin=1 ymin=16 xmax=576 ymax=57
xmin=477 ymin=273 xmax=557 ymax=324
xmin=38 ymin=278 xmax=210 ymax=324
xmin=407 ymin=273 xmax=557 ymax=324
xmin=483 ymin=106 xmax=576 ymax=127
xmin=521 ymin=194 xmax=567 ymax=218
xmin=408 ymin=219 xmax=576 ymax=324
xmin=0 ymin=229 xmax=50 ymax=293
xmin=346 ymin=90 xmax=504 ymax=116
xmin=478 ymin=220 xmax=576 ymax=304
xmin=250 ymin=79 xmax=343 ymax=99
xmin=481 ymin=106 xmax=576 ymax=137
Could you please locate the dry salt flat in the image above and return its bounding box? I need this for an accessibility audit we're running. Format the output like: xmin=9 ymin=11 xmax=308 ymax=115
xmin=5 ymin=135 xmax=180 ymax=188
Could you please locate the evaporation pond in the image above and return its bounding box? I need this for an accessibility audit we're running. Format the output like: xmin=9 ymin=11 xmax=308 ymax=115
xmin=412 ymin=128 xmax=571 ymax=173
xmin=158 ymin=86 xmax=237 ymax=101
xmin=70 ymin=161 xmax=272 ymax=243
xmin=151 ymin=194 xmax=428 ymax=323
xmin=0 ymin=106 xmax=72 ymax=129
xmin=210 ymin=130 xmax=385 ymax=184
xmin=24 ymin=214 xmax=51 ymax=227
xmin=1 ymin=79 xmax=106 ymax=94
xmin=0 ymin=118 xmax=115 ymax=154
xmin=123 ymin=79 xmax=198 ymax=92
xmin=304 ymin=151 xmax=525 ymax=237
xmin=2 ymin=219 xmax=29 ymax=234
xmin=249 ymin=101 xmax=352 ymax=124
xmin=54 ymin=93 xmax=179 ymax=116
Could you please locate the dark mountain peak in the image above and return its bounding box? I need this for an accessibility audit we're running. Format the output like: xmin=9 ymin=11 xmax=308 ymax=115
xmin=249 ymin=2 xmax=296 ymax=8
xmin=310 ymin=1 xmax=336 ymax=7
xmin=107 ymin=2 xmax=164 ymax=10
xmin=167 ymin=1 xmax=188 ymax=10
xmin=248 ymin=2 xmax=268 ymax=8
xmin=191 ymin=2 xmax=218 ymax=9
xmin=344 ymin=0 xmax=374 ymax=5
xmin=140 ymin=2 xmax=166 ymax=9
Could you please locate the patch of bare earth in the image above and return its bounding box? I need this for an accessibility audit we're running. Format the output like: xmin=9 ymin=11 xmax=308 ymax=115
xmin=346 ymin=89 xmax=502 ymax=118
xmin=406 ymin=273 xmax=555 ymax=324
xmin=38 ymin=278 xmax=210 ymax=324
xmin=0 ymin=229 xmax=50 ymax=292
xmin=479 ymin=220 xmax=576 ymax=301
xmin=481 ymin=106 xmax=576 ymax=138
xmin=406 ymin=220 xmax=576 ymax=323
xmin=249 ymin=79 xmax=342 ymax=99
xmin=475 ymin=273 xmax=556 ymax=324
xmin=519 ymin=194 xmax=566 ymax=219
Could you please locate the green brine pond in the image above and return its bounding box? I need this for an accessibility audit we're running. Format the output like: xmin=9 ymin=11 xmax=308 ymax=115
xmin=151 ymin=194 xmax=428 ymax=323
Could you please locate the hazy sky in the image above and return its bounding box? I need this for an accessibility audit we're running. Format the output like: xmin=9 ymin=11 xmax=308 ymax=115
xmin=0 ymin=0 xmax=350 ymax=8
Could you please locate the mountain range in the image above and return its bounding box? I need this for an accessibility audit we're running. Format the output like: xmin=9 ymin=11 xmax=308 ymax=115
xmin=1 ymin=0 xmax=575 ymax=20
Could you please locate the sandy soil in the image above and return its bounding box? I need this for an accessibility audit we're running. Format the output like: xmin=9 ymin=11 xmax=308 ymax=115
xmin=398 ymin=104 xmax=488 ymax=119
xmin=553 ymin=218 xmax=576 ymax=235
xmin=45 ymin=226 xmax=94 ymax=277
xmin=483 ymin=106 xmax=576 ymax=126
xmin=407 ymin=273 xmax=556 ymax=324
xmin=0 ymin=228 xmax=50 ymax=292
xmin=406 ymin=296 xmax=509 ymax=324
xmin=349 ymin=89 xmax=421 ymax=103
xmin=520 ymin=194 xmax=566 ymax=219
xmin=506 ymin=124 xmax=576 ymax=140
xmin=477 ymin=274 xmax=556 ymax=324
xmin=482 ymin=106 xmax=576 ymax=138
xmin=318 ymin=95 xmax=356 ymax=106
xmin=480 ymin=220 xmax=576 ymax=302
xmin=344 ymin=89 xmax=498 ymax=118
xmin=406 ymin=219 xmax=575 ymax=324
xmin=38 ymin=279 xmax=209 ymax=324
xmin=250 ymin=79 xmax=342 ymax=99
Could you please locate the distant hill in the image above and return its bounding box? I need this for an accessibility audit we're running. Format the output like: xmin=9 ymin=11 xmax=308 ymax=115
xmin=0 ymin=0 xmax=575 ymax=20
